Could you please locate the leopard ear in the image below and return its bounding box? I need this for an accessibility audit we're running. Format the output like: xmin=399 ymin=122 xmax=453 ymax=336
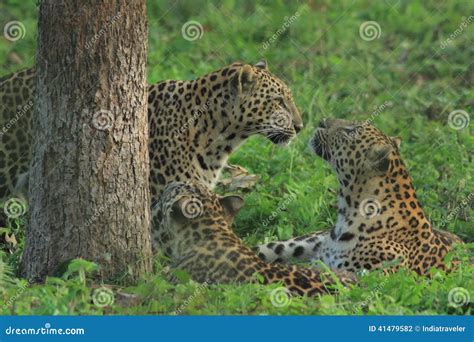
xmin=255 ymin=60 xmax=268 ymax=70
xmin=219 ymin=195 xmax=244 ymax=222
xmin=231 ymin=64 xmax=257 ymax=95
xmin=368 ymin=144 xmax=393 ymax=173
xmin=391 ymin=136 xmax=401 ymax=149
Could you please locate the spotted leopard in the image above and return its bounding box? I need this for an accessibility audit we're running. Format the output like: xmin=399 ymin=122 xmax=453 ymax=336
xmin=0 ymin=62 xmax=303 ymax=244
xmin=257 ymin=118 xmax=464 ymax=275
xmin=158 ymin=181 xmax=355 ymax=295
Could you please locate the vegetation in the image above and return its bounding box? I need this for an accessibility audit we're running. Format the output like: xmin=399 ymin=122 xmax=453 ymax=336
xmin=1 ymin=0 xmax=472 ymax=315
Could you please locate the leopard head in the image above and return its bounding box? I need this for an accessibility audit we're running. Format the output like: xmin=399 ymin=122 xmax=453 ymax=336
xmin=159 ymin=181 xmax=244 ymax=235
xmin=227 ymin=61 xmax=303 ymax=145
xmin=310 ymin=118 xmax=402 ymax=183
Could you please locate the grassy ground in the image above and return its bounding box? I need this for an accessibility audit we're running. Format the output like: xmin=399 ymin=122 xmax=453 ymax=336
xmin=0 ymin=0 xmax=472 ymax=315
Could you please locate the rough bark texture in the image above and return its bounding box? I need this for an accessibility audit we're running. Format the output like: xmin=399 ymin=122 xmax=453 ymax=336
xmin=21 ymin=0 xmax=152 ymax=282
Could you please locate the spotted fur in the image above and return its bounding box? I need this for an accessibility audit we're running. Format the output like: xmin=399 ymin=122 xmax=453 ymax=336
xmin=0 ymin=62 xmax=302 ymax=243
xmin=158 ymin=181 xmax=355 ymax=295
xmin=257 ymin=119 xmax=464 ymax=275
xmin=0 ymin=68 xmax=35 ymax=200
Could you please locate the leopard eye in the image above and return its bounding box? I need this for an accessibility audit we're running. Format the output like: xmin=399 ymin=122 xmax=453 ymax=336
xmin=342 ymin=126 xmax=357 ymax=134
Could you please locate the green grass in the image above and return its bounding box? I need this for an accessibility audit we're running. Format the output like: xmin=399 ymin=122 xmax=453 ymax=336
xmin=0 ymin=0 xmax=473 ymax=315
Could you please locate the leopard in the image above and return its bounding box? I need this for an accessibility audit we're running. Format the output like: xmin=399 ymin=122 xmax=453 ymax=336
xmin=0 ymin=61 xmax=303 ymax=244
xmin=0 ymin=68 xmax=35 ymax=201
xmin=158 ymin=180 xmax=355 ymax=296
xmin=256 ymin=118 xmax=464 ymax=275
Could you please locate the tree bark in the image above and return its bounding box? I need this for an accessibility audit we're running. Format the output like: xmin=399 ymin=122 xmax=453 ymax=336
xmin=21 ymin=0 xmax=152 ymax=282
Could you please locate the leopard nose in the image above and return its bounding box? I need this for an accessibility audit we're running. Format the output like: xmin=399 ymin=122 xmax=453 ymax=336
xmin=294 ymin=122 xmax=303 ymax=133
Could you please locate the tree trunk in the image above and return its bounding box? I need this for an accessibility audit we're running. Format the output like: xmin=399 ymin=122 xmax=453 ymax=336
xmin=21 ymin=0 xmax=152 ymax=282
